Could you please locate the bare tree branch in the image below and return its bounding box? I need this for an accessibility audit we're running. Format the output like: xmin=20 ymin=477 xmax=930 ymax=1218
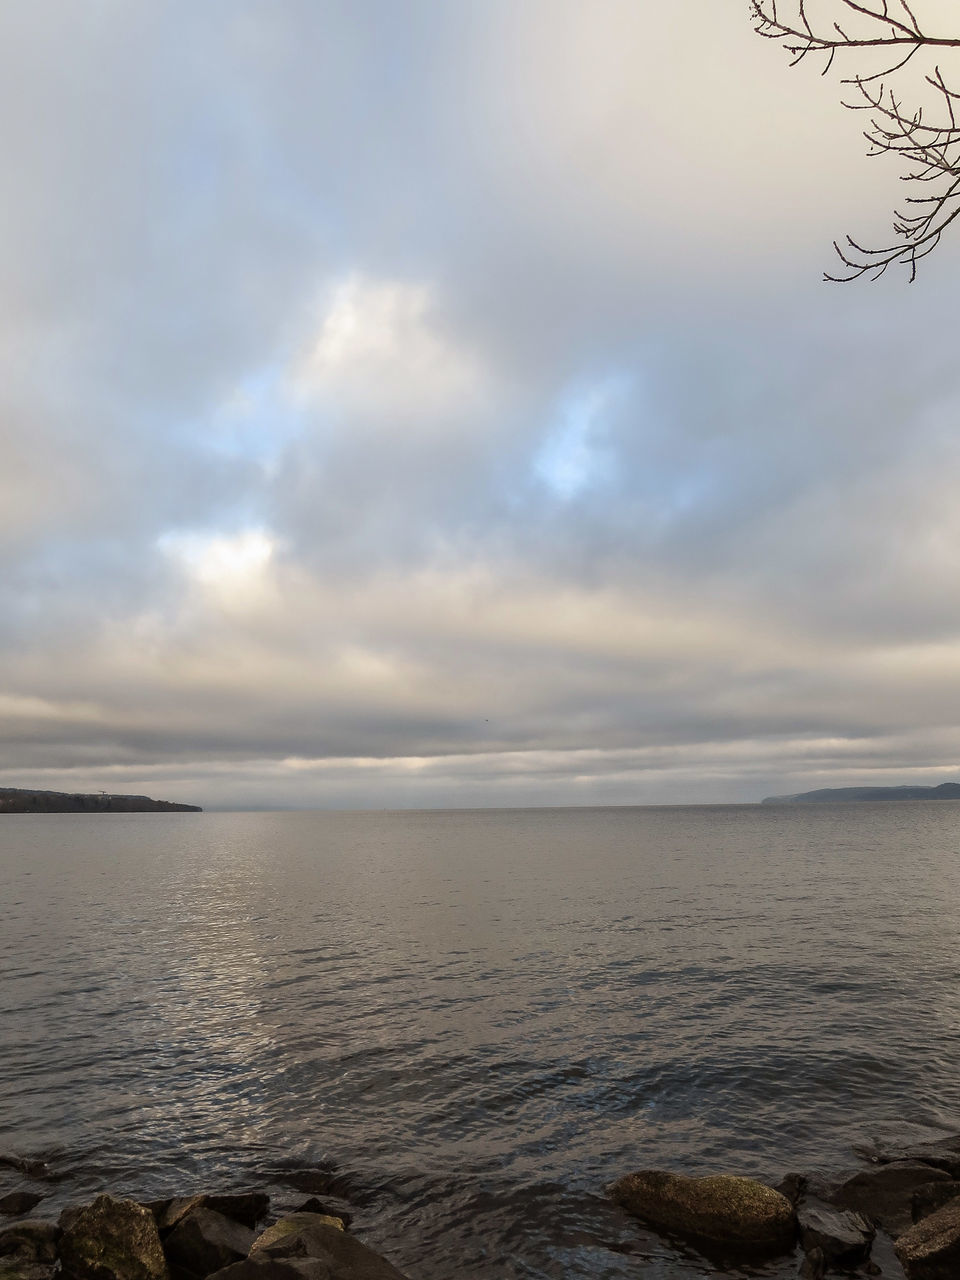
xmin=751 ymin=0 xmax=960 ymax=276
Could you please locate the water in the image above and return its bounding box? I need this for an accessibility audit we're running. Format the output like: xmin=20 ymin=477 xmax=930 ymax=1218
xmin=2 ymin=804 xmax=960 ymax=1278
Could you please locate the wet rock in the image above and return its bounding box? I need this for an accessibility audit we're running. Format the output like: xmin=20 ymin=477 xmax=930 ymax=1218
xmin=797 ymin=1198 xmax=874 ymax=1266
xmin=775 ymin=1174 xmax=806 ymax=1205
xmin=59 ymin=1195 xmax=169 ymax=1280
xmin=140 ymin=1204 xmax=171 ymax=1227
xmin=0 ymin=1221 xmax=58 ymax=1280
xmin=857 ymin=1136 xmax=960 ymax=1180
xmin=832 ymin=1162 xmax=953 ymax=1236
xmin=155 ymin=1201 xmax=200 ymax=1235
xmin=160 ymin=1198 xmax=268 ymax=1235
xmin=245 ymin=1214 xmax=409 ymax=1279
xmin=163 ymin=1209 xmax=254 ymax=1278
xmin=294 ymin=1202 xmax=351 ymax=1231
xmin=774 ymin=1173 xmax=837 ymax=1205
xmin=0 ymin=1222 xmax=60 ymax=1264
xmin=609 ymin=1170 xmax=796 ymax=1252
xmin=912 ymin=1182 xmax=960 ymax=1224
xmin=798 ymin=1246 xmax=825 ymax=1280
xmin=0 ymin=1162 xmax=49 ymax=1185
xmin=271 ymin=1174 xmax=364 ymax=1205
xmin=0 ymin=1200 xmax=42 ymax=1222
xmin=0 ymin=1261 xmax=56 ymax=1280
xmin=894 ymin=1196 xmax=960 ymax=1279
xmin=205 ymin=1264 xmax=327 ymax=1280
xmin=202 ymin=1198 xmax=269 ymax=1232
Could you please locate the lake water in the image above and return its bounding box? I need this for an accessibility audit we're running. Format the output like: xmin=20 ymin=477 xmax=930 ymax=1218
xmin=2 ymin=804 xmax=959 ymax=1278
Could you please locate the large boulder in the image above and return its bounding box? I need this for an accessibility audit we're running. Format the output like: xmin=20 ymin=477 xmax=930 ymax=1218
xmin=241 ymin=1215 xmax=408 ymax=1280
xmin=832 ymin=1162 xmax=953 ymax=1236
xmin=163 ymin=1208 xmax=254 ymax=1278
xmin=894 ymin=1197 xmax=960 ymax=1279
xmin=797 ymin=1198 xmax=874 ymax=1266
xmin=609 ymin=1170 xmax=796 ymax=1252
xmin=59 ymin=1196 xmax=168 ymax=1280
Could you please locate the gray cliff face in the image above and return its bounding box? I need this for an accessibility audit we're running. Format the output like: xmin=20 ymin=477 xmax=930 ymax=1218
xmin=0 ymin=788 xmax=201 ymax=813
xmin=761 ymin=783 xmax=960 ymax=805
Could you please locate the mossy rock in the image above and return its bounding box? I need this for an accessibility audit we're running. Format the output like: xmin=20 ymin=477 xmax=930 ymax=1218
xmin=611 ymin=1169 xmax=796 ymax=1253
xmin=59 ymin=1195 xmax=169 ymax=1280
xmin=250 ymin=1214 xmax=345 ymax=1257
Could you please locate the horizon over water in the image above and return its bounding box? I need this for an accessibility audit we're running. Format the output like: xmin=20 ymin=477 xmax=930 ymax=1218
xmin=2 ymin=804 xmax=959 ymax=1278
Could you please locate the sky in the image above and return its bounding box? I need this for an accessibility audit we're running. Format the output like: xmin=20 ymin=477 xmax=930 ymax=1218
xmin=3 ymin=0 xmax=960 ymax=809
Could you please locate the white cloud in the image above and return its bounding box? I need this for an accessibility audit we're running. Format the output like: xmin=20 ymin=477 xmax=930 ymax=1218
xmin=293 ymin=274 xmax=486 ymax=424
xmin=159 ymin=528 xmax=276 ymax=604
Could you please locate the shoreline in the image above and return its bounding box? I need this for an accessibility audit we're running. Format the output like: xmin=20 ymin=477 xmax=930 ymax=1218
xmin=3 ymin=1133 xmax=959 ymax=1279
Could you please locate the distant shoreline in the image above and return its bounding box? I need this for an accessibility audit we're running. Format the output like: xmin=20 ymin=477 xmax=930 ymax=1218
xmin=0 ymin=787 xmax=201 ymax=813
xmin=761 ymin=782 xmax=960 ymax=805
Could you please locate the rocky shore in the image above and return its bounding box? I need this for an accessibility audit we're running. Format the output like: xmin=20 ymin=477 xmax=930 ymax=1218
xmin=2 ymin=1132 xmax=959 ymax=1279
xmin=609 ymin=1131 xmax=960 ymax=1278
xmin=0 ymin=1190 xmax=405 ymax=1280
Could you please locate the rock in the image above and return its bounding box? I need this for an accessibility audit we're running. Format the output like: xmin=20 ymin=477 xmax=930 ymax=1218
xmin=0 ymin=1223 xmax=59 ymax=1265
xmin=294 ymin=1203 xmax=351 ymax=1231
xmin=243 ymin=1215 xmax=409 ymax=1279
xmin=202 ymin=1198 xmax=269 ymax=1232
xmin=799 ymin=1246 xmax=825 ymax=1280
xmin=833 ymin=1162 xmax=953 ymax=1236
xmin=0 ymin=1196 xmax=43 ymax=1219
xmin=775 ymin=1174 xmax=806 ymax=1206
xmin=272 ymin=1174 xmax=363 ymax=1204
xmin=250 ymin=1215 xmax=346 ymax=1256
xmin=206 ymin=1265 xmax=327 ymax=1280
xmin=857 ymin=1137 xmax=960 ymax=1180
xmin=157 ymin=1198 xmax=205 ymax=1234
xmin=59 ymin=1196 xmax=168 ymax=1280
xmin=609 ymin=1170 xmax=796 ymax=1252
xmin=0 ymin=1162 xmax=49 ymax=1185
xmin=894 ymin=1196 xmax=960 ymax=1278
xmin=163 ymin=1209 xmax=254 ymax=1278
xmin=0 ymin=1261 xmax=56 ymax=1280
xmin=160 ymin=1197 xmax=268 ymax=1235
xmin=913 ymin=1182 xmax=960 ymax=1224
xmin=797 ymin=1197 xmax=874 ymax=1266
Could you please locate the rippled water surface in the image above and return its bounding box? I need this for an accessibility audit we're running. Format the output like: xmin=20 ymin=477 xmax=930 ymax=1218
xmin=2 ymin=804 xmax=960 ymax=1277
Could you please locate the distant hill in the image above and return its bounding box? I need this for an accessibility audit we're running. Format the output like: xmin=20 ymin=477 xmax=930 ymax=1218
xmin=761 ymin=783 xmax=960 ymax=805
xmin=0 ymin=787 xmax=201 ymax=813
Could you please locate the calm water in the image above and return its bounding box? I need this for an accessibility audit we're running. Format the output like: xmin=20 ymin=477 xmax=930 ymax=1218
xmin=2 ymin=804 xmax=960 ymax=1278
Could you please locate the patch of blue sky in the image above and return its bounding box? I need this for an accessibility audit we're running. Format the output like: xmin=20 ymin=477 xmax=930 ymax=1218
xmin=207 ymin=363 xmax=305 ymax=473
xmin=534 ymin=375 xmax=630 ymax=501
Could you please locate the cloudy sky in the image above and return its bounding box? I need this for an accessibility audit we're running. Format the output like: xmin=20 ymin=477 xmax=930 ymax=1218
xmin=3 ymin=0 xmax=960 ymax=809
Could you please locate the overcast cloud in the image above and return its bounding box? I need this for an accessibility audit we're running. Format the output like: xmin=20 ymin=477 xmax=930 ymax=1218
xmin=3 ymin=0 xmax=960 ymax=808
